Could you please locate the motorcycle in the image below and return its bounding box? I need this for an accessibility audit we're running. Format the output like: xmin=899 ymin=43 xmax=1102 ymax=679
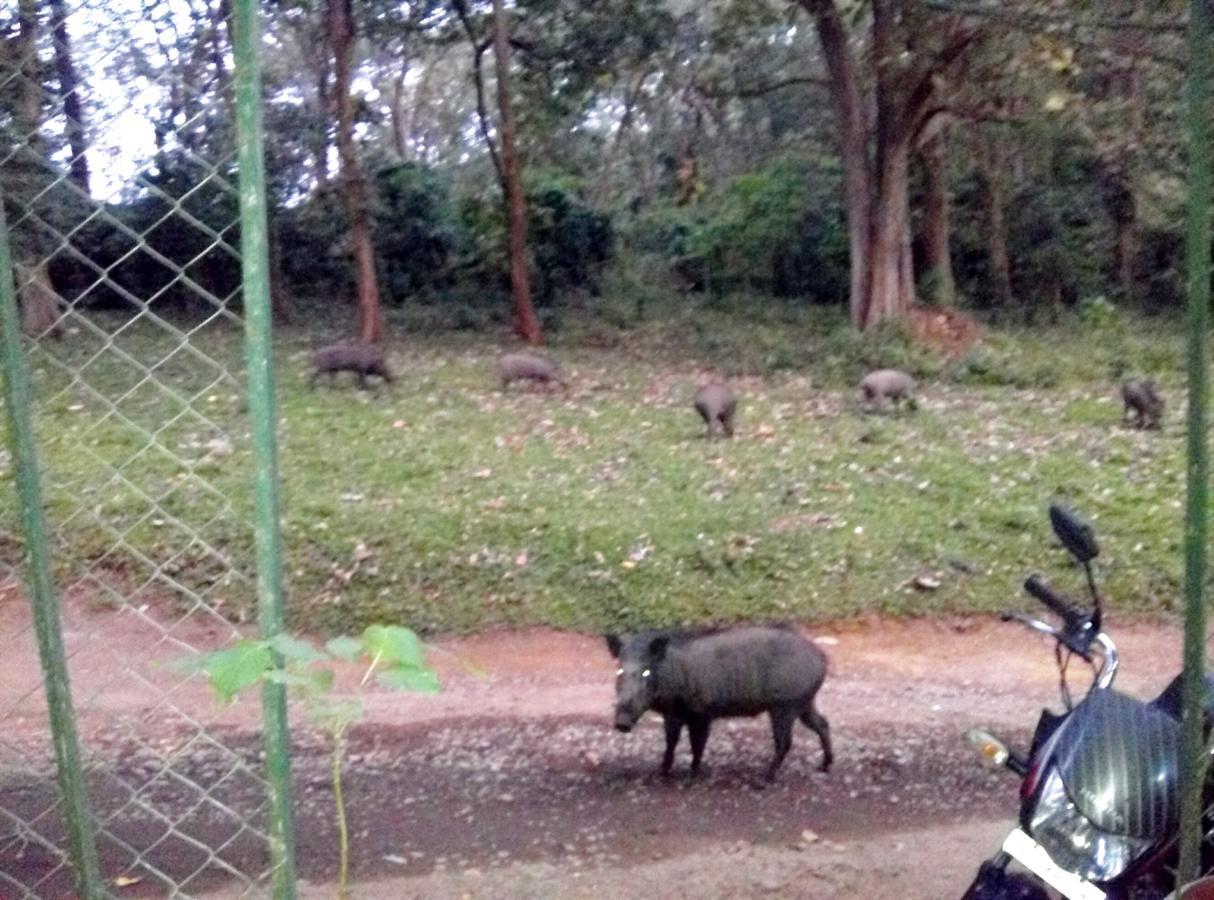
xmin=961 ymin=505 xmax=1214 ymax=900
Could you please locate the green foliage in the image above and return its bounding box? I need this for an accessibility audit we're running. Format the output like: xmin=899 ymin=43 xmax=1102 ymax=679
xmin=528 ymin=175 xmax=614 ymax=303
xmin=454 ymin=175 xmax=614 ymax=310
xmin=626 ymin=159 xmax=848 ymax=303
xmin=188 ymin=625 xmax=439 ymax=708
xmin=276 ymin=189 xmax=350 ymax=300
xmin=189 ymin=641 xmax=275 ymax=704
xmin=187 ymin=625 xmax=438 ymax=897
xmin=373 ymin=163 xmax=464 ymax=299
xmin=1004 ymin=166 xmax=1106 ymax=313
xmin=41 ymin=152 xmax=242 ymax=313
xmin=509 ymin=0 xmax=677 ymax=137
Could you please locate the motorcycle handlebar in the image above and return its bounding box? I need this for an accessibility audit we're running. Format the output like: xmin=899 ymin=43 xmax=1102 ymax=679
xmin=1023 ymin=575 xmax=1087 ymax=628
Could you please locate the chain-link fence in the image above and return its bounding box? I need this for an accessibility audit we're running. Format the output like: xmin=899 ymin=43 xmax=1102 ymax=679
xmin=0 ymin=1 xmax=294 ymax=896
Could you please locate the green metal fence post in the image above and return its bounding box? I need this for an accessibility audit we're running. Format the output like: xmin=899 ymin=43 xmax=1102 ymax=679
xmin=1178 ymin=0 xmax=1213 ymax=886
xmin=0 ymin=193 xmax=103 ymax=895
xmin=230 ymin=1 xmax=298 ymax=897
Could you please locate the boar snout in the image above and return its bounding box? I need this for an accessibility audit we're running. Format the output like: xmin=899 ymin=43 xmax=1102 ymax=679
xmin=614 ymin=707 xmax=641 ymax=732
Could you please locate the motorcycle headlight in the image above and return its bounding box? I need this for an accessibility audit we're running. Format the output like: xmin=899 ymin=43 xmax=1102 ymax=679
xmin=1029 ymin=766 xmax=1155 ymax=883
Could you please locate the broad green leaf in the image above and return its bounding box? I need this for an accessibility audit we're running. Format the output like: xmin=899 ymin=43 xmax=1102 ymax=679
xmin=198 ymin=641 xmax=273 ymax=704
xmin=377 ymin=666 xmax=441 ymax=693
xmin=362 ymin=625 xmax=426 ymax=668
xmin=270 ymin=634 xmax=327 ymax=664
xmin=325 ymin=635 xmax=363 ymax=663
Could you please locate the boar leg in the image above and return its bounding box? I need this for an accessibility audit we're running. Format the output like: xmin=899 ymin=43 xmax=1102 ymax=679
xmin=687 ymin=716 xmax=712 ymax=776
xmin=800 ymin=705 xmax=833 ymax=772
xmin=661 ymin=716 xmax=683 ymax=775
xmin=767 ymin=706 xmax=797 ymax=781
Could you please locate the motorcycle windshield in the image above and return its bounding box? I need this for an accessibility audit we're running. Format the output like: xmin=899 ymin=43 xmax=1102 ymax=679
xmin=1052 ymin=689 xmax=1180 ymax=840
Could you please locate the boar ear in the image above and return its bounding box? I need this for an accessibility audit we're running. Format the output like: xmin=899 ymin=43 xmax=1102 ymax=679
xmin=605 ymin=634 xmax=622 ymax=658
xmin=647 ymin=635 xmax=670 ymax=662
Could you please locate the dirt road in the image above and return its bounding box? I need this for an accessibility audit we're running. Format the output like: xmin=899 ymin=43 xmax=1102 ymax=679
xmin=0 ymin=592 xmax=1187 ymax=898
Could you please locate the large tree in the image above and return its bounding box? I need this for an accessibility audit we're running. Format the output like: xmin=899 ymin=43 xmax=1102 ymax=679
xmin=451 ymin=0 xmax=542 ymax=344
xmin=329 ymin=0 xmax=384 ymax=343
xmin=48 ymin=0 xmax=89 ymax=193
xmin=797 ymin=0 xmax=978 ymax=329
xmin=491 ymin=0 xmax=540 ymax=344
xmin=5 ymin=0 xmax=63 ymax=337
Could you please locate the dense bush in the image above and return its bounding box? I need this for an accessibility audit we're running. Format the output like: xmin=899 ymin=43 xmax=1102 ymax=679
xmin=455 ymin=174 xmax=614 ymax=309
xmin=625 ymin=159 xmax=849 ymax=303
xmin=46 ymin=152 xmax=242 ymax=315
xmin=373 ymin=163 xmax=465 ymax=298
xmin=528 ymin=178 xmax=613 ymax=303
xmin=277 ymin=162 xmax=469 ymax=308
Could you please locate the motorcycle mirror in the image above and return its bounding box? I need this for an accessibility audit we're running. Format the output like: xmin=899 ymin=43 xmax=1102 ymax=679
xmin=1048 ymin=504 xmax=1099 ymax=563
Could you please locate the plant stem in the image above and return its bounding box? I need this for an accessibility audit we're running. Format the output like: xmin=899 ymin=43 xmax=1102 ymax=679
xmin=360 ymin=650 xmax=382 ymax=687
xmin=333 ymin=722 xmax=350 ymax=900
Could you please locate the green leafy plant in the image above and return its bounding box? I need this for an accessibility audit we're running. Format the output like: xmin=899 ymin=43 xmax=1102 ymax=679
xmin=186 ymin=625 xmax=439 ymax=899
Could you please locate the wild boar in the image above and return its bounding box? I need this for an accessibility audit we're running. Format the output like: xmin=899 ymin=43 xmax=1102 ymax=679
xmin=606 ymin=625 xmax=832 ymax=781
xmin=860 ymin=368 xmax=917 ymax=411
xmin=309 ymin=343 xmax=393 ymax=389
xmin=693 ymin=382 xmax=737 ymax=438
xmin=496 ymin=353 xmax=567 ymax=391
xmin=1122 ymin=378 xmax=1164 ymax=430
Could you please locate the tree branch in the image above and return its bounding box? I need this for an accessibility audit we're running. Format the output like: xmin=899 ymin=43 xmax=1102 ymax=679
xmin=450 ymin=0 xmax=503 ymax=185
xmin=896 ymin=20 xmax=981 ymax=148
xmin=699 ymin=75 xmax=831 ymax=100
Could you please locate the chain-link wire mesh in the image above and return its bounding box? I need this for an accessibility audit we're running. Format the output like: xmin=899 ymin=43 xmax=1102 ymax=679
xmin=1 ymin=1 xmax=288 ymax=896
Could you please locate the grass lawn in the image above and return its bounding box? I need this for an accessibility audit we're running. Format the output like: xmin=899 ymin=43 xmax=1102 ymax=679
xmin=1 ymin=302 xmax=1193 ymax=635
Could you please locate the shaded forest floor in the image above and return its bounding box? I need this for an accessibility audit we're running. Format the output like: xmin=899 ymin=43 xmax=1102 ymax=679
xmin=1 ymin=304 xmax=1191 ymax=635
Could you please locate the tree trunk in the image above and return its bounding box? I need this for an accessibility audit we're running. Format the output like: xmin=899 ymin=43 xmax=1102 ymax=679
xmin=864 ymin=0 xmax=917 ymax=328
xmin=269 ymin=218 xmax=292 ymax=324
xmin=48 ymin=0 xmax=90 ymax=193
xmin=866 ymin=146 xmax=914 ymax=328
xmin=311 ymin=33 xmax=332 ymax=192
xmin=803 ymin=0 xmax=977 ymax=330
xmin=491 ymin=0 xmax=541 ymax=345
xmin=976 ymin=132 xmax=1015 ymax=309
xmin=1101 ymin=163 xmax=1137 ymax=300
xmin=453 ymin=0 xmax=504 ymax=186
xmin=18 ymin=262 xmax=63 ymax=338
xmin=805 ymin=0 xmax=871 ymax=328
xmin=919 ymin=129 xmax=956 ymax=306
xmin=15 ymin=0 xmax=42 ymax=140
xmin=315 ymin=66 xmax=330 ymax=193
xmin=329 ymin=0 xmax=383 ymax=343
xmin=389 ymin=65 xmax=410 ymax=161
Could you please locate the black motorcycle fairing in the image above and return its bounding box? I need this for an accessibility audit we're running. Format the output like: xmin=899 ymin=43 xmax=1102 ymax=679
xmin=1049 ymin=689 xmax=1180 ymax=841
xmin=1148 ymin=673 xmax=1214 ymax=724
xmin=1028 ymin=708 xmax=1066 ymax=761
